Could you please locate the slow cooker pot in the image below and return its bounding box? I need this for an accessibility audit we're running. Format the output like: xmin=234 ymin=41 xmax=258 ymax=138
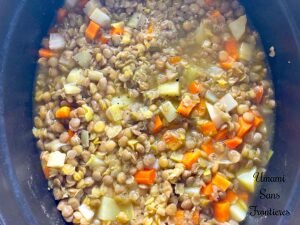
xmin=0 ymin=0 xmax=300 ymax=224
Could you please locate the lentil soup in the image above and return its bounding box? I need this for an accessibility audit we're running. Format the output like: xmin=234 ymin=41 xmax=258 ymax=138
xmin=33 ymin=0 xmax=276 ymax=224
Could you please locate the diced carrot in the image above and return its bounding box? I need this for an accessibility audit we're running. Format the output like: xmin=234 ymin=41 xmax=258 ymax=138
xmin=214 ymin=128 xmax=228 ymax=141
xmin=56 ymin=8 xmax=68 ymax=23
xmin=174 ymin=210 xmax=185 ymax=225
xmin=188 ymin=81 xmax=205 ymax=95
xmin=224 ymin=39 xmax=239 ymax=60
xmin=147 ymin=23 xmax=154 ymax=34
xmin=111 ymin=27 xmax=125 ymax=35
xmin=193 ymin=98 xmax=207 ymax=117
xmin=168 ymin=56 xmax=182 ymax=65
xmin=38 ymin=48 xmax=56 ymax=58
xmin=212 ymin=173 xmax=232 ymax=192
xmin=213 ymin=201 xmax=230 ymax=222
xmin=177 ymin=95 xmax=198 ymax=117
xmin=85 ymin=21 xmax=100 ymax=40
xmin=67 ymin=130 xmax=75 ymax=141
xmin=55 ymin=106 xmax=71 ymax=119
xmin=99 ymin=35 xmax=109 ymax=44
xmin=253 ymin=115 xmax=264 ymax=127
xmin=199 ymin=121 xmax=217 ymax=136
xmin=192 ymin=211 xmax=200 ymax=225
xmin=135 ymin=169 xmax=156 ymax=185
xmin=152 ymin=115 xmax=163 ymax=134
xmin=201 ymin=183 xmax=213 ymax=196
xmin=42 ymin=166 xmax=50 ymax=178
xmin=236 ymin=117 xmax=253 ymax=138
xmin=224 ymin=137 xmax=243 ymax=149
xmin=210 ymin=10 xmax=221 ymax=18
xmin=182 ymin=150 xmax=201 ymax=170
xmin=220 ymin=56 xmax=235 ymax=70
xmin=238 ymin=192 xmax=249 ymax=203
xmin=201 ymin=140 xmax=214 ymax=155
xmin=254 ymin=85 xmax=264 ymax=104
xmin=78 ymin=0 xmax=89 ymax=8
xmin=224 ymin=190 xmax=238 ymax=203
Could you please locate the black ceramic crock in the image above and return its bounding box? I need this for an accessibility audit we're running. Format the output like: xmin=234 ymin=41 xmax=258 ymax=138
xmin=0 ymin=0 xmax=300 ymax=224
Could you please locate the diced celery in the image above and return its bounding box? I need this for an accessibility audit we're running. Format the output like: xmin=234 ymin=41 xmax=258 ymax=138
xmin=158 ymin=82 xmax=180 ymax=96
xmin=183 ymin=65 xmax=203 ymax=83
xmin=86 ymin=154 xmax=105 ymax=169
xmin=159 ymin=101 xmax=177 ymax=122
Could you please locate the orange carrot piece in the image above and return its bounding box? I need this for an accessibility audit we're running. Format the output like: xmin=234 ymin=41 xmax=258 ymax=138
xmin=111 ymin=27 xmax=125 ymax=35
xmin=99 ymin=35 xmax=109 ymax=44
xmin=78 ymin=0 xmax=89 ymax=8
xmin=212 ymin=173 xmax=232 ymax=192
xmin=253 ymin=115 xmax=264 ymax=127
xmin=224 ymin=190 xmax=238 ymax=203
xmin=210 ymin=10 xmax=221 ymax=18
xmin=42 ymin=166 xmax=50 ymax=178
xmin=237 ymin=117 xmax=253 ymax=138
xmin=238 ymin=192 xmax=249 ymax=203
xmin=38 ymin=48 xmax=56 ymax=58
xmin=224 ymin=39 xmax=239 ymax=60
xmin=188 ymin=81 xmax=205 ymax=95
xmin=152 ymin=115 xmax=163 ymax=134
xmin=177 ymin=95 xmax=198 ymax=117
xmin=201 ymin=183 xmax=213 ymax=196
xmin=56 ymin=8 xmax=68 ymax=23
xmin=182 ymin=151 xmax=201 ymax=170
xmin=199 ymin=121 xmax=217 ymax=136
xmin=168 ymin=56 xmax=182 ymax=65
xmin=85 ymin=21 xmax=100 ymax=40
xmin=174 ymin=210 xmax=185 ymax=225
xmin=55 ymin=106 xmax=71 ymax=119
xmin=214 ymin=201 xmax=230 ymax=222
xmin=67 ymin=130 xmax=75 ymax=141
xmin=224 ymin=137 xmax=243 ymax=149
xmin=192 ymin=211 xmax=200 ymax=225
xmin=254 ymin=85 xmax=264 ymax=104
xmin=214 ymin=128 xmax=228 ymax=141
xmin=135 ymin=169 xmax=156 ymax=185
xmin=220 ymin=56 xmax=235 ymax=70
xmin=193 ymin=98 xmax=207 ymax=117
xmin=147 ymin=23 xmax=154 ymax=34
xmin=204 ymin=0 xmax=215 ymax=5
xmin=201 ymin=140 xmax=214 ymax=155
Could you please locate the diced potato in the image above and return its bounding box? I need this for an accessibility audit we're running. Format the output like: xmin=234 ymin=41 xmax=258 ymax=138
xmin=89 ymin=8 xmax=111 ymax=27
xmin=229 ymin=15 xmax=247 ymax=40
xmin=79 ymin=204 xmax=95 ymax=221
xmin=47 ymin=151 xmax=66 ymax=168
xmin=239 ymin=42 xmax=254 ymax=61
xmin=217 ymin=93 xmax=238 ymax=112
xmin=159 ymin=101 xmax=177 ymax=122
xmin=237 ymin=167 xmax=257 ymax=192
xmin=158 ymin=82 xmax=180 ymax=96
xmin=64 ymin=83 xmax=81 ymax=95
xmin=230 ymin=200 xmax=248 ymax=222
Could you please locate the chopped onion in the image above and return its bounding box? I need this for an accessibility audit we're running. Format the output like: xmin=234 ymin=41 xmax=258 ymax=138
xmin=45 ymin=139 xmax=66 ymax=152
xmin=105 ymin=125 xmax=122 ymax=139
xmin=158 ymin=82 xmax=180 ymax=96
xmin=159 ymin=101 xmax=177 ymax=123
xmin=229 ymin=15 xmax=247 ymax=40
xmin=217 ymin=93 xmax=238 ymax=112
xmin=47 ymin=151 xmax=66 ymax=168
xmin=205 ymin=90 xmax=218 ymax=103
xmin=83 ymin=0 xmax=102 ymax=16
xmin=67 ymin=68 xmax=84 ymax=84
xmin=49 ymin=33 xmax=66 ymax=50
xmin=89 ymin=8 xmax=111 ymax=27
xmin=184 ymin=187 xmax=200 ymax=195
xmin=86 ymin=154 xmax=105 ymax=168
xmin=207 ymin=66 xmax=225 ymax=79
xmin=206 ymin=102 xmax=225 ymax=128
xmin=239 ymin=42 xmax=254 ymax=61
xmin=111 ymin=95 xmax=132 ymax=106
xmin=127 ymin=13 xmax=147 ymax=29
xmin=79 ymin=204 xmax=95 ymax=221
xmin=65 ymin=0 xmax=78 ymax=8
xmin=64 ymin=83 xmax=81 ymax=95
xmin=106 ymin=105 xmax=123 ymax=122
xmin=73 ymin=50 xmax=92 ymax=68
